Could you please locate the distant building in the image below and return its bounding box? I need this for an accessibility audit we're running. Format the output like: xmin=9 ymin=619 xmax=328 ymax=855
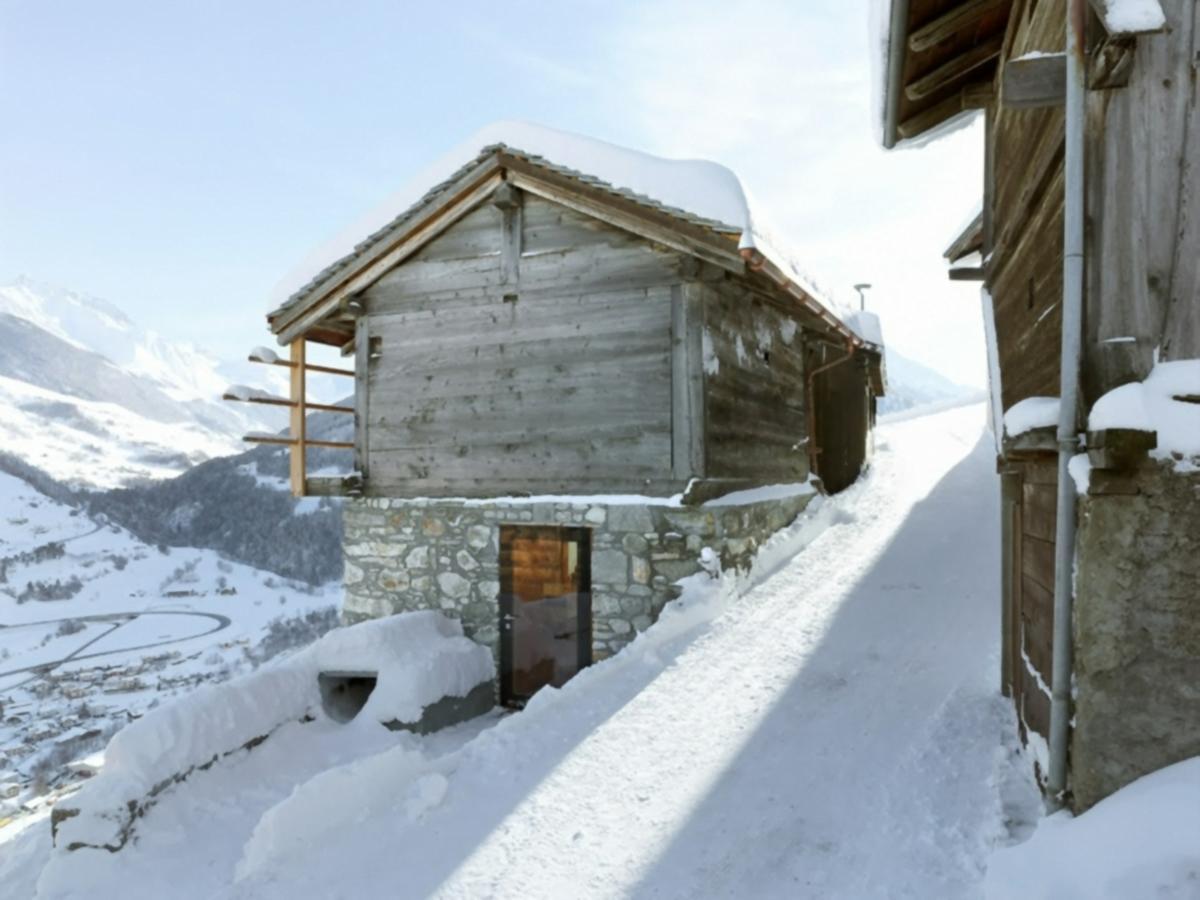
xmin=254 ymin=125 xmax=884 ymax=706
xmin=878 ymin=0 xmax=1200 ymax=810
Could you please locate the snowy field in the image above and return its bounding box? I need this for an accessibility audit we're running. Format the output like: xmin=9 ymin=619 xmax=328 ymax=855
xmin=0 ymin=470 xmax=337 ymax=825
xmin=4 ymin=403 xmax=1064 ymax=899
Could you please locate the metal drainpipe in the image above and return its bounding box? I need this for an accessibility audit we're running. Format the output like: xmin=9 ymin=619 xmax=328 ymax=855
xmin=1046 ymin=0 xmax=1087 ymax=812
xmin=805 ymin=338 xmax=856 ymax=486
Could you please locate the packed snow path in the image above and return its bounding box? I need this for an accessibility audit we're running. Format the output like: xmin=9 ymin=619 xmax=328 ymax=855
xmin=230 ymin=404 xmax=1034 ymax=900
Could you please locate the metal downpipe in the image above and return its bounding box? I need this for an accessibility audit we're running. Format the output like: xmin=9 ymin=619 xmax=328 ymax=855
xmin=1046 ymin=0 xmax=1087 ymax=812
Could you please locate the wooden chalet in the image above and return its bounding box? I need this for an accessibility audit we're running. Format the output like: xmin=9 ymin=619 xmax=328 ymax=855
xmin=238 ymin=127 xmax=885 ymax=705
xmin=880 ymin=0 xmax=1200 ymax=811
xmin=258 ymin=136 xmax=884 ymax=501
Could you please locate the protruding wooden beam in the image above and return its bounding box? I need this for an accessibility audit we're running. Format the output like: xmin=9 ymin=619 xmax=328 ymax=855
xmin=905 ymin=34 xmax=1004 ymax=101
xmin=1003 ymin=52 xmax=1067 ymax=108
xmin=289 ymin=339 xmax=306 ymax=497
xmin=242 ymin=435 xmax=353 ymax=450
xmin=909 ymin=0 xmax=1009 ymax=53
xmin=949 ymin=266 xmax=986 ymax=281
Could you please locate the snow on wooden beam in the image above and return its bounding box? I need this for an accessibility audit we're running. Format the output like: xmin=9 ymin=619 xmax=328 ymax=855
xmin=248 ymin=346 xmax=354 ymax=377
xmin=1088 ymin=0 xmax=1166 ymax=37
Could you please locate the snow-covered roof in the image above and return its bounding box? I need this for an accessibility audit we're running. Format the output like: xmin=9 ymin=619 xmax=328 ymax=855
xmin=270 ymin=121 xmax=877 ymax=348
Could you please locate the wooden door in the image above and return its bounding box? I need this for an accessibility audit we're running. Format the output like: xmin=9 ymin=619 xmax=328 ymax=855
xmin=499 ymin=525 xmax=592 ymax=706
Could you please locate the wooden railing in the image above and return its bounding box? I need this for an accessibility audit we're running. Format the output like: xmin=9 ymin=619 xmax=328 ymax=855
xmin=223 ymin=339 xmax=355 ymax=497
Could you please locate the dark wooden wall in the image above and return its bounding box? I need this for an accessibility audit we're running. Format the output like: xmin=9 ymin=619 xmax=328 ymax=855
xmin=700 ymin=280 xmax=810 ymax=483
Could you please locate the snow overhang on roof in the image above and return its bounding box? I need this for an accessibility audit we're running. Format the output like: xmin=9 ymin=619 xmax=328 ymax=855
xmin=267 ymin=122 xmax=878 ymax=353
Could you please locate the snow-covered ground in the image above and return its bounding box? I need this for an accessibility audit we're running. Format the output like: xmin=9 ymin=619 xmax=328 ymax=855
xmin=5 ymin=403 xmax=1051 ymax=898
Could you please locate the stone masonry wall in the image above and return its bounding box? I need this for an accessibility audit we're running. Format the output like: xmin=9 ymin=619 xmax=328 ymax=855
xmin=342 ymin=491 xmax=815 ymax=667
xmin=1072 ymin=461 xmax=1200 ymax=811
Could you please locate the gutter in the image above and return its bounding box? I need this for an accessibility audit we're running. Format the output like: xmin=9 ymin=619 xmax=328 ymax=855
xmin=1046 ymin=0 xmax=1087 ymax=812
xmin=884 ymin=0 xmax=912 ymax=149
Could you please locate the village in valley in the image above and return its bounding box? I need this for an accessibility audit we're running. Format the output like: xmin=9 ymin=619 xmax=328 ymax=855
xmin=1 ymin=1 xmax=1198 ymax=898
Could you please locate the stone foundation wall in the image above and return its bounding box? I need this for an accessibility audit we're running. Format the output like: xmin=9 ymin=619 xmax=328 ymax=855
xmin=1072 ymin=461 xmax=1200 ymax=811
xmin=342 ymin=490 xmax=815 ymax=663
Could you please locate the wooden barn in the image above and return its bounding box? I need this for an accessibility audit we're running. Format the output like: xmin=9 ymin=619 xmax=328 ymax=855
xmin=879 ymin=0 xmax=1200 ymax=810
xmin=247 ymin=125 xmax=884 ymax=705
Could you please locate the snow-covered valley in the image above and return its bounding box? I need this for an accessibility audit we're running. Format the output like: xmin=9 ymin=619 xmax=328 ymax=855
xmin=0 ymin=469 xmax=338 ymax=825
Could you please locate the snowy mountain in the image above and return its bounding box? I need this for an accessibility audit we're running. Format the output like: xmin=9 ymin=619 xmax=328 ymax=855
xmin=0 ymin=278 xmax=285 ymax=488
xmin=880 ymin=346 xmax=984 ymax=416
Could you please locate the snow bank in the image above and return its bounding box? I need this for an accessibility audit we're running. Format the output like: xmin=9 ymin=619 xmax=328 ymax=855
xmin=1003 ymin=396 xmax=1060 ymax=437
xmin=271 ymin=120 xmax=850 ymax=322
xmin=50 ymin=612 xmax=492 ymax=853
xmin=984 ymin=756 xmax=1200 ymax=899
xmin=1088 ymin=360 xmax=1200 ymax=467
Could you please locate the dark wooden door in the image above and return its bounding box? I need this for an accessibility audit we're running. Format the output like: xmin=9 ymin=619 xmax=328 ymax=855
xmin=812 ymin=354 xmax=871 ymax=494
xmin=499 ymin=525 xmax=592 ymax=706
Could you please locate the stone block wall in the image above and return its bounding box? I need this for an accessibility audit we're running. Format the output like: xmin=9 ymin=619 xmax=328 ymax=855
xmin=1072 ymin=461 xmax=1200 ymax=811
xmin=342 ymin=490 xmax=815 ymax=665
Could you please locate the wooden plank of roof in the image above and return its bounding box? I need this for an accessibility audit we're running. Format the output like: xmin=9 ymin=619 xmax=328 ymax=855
xmin=1002 ymin=52 xmax=1066 ymax=108
xmin=905 ymin=33 xmax=1005 ymax=101
xmin=272 ymin=164 xmax=505 ymax=345
xmin=910 ymin=0 xmax=1010 ymax=53
xmin=945 ymin=210 xmax=984 ymax=261
xmin=500 ymin=154 xmax=745 ymax=274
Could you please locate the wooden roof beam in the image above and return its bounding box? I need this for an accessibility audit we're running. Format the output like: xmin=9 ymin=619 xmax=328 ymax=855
xmin=909 ymin=0 xmax=1010 ymax=54
xmin=896 ymin=79 xmax=991 ymax=140
xmin=905 ymin=34 xmax=1005 ymax=102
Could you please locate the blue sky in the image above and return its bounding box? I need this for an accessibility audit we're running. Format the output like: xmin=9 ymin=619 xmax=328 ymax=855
xmin=1 ymin=1 xmax=986 ymax=385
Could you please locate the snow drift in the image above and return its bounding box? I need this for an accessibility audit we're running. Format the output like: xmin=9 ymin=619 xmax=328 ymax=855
xmin=47 ymin=612 xmax=493 ymax=854
xmin=985 ymin=756 xmax=1200 ymax=899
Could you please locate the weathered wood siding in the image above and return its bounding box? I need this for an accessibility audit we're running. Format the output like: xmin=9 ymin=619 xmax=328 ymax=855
xmin=701 ymin=280 xmax=810 ymax=483
xmin=988 ymin=0 xmax=1066 ymax=411
xmin=1084 ymin=0 xmax=1200 ymax=403
xmin=1011 ymin=454 xmax=1057 ymax=749
xmin=361 ymin=196 xmax=684 ymax=496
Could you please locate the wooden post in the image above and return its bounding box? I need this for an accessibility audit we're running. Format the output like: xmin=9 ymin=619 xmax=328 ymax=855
xmin=671 ymin=282 xmax=706 ymax=480
xmin=354 ymin=316 xmax=370 ymax=483
xmin=289 ymin=338 xmax=306 ymax=496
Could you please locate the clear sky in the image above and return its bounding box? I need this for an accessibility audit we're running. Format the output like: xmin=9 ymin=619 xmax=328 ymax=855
xmin=0 ymin=0 xmax=986 ymax=386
